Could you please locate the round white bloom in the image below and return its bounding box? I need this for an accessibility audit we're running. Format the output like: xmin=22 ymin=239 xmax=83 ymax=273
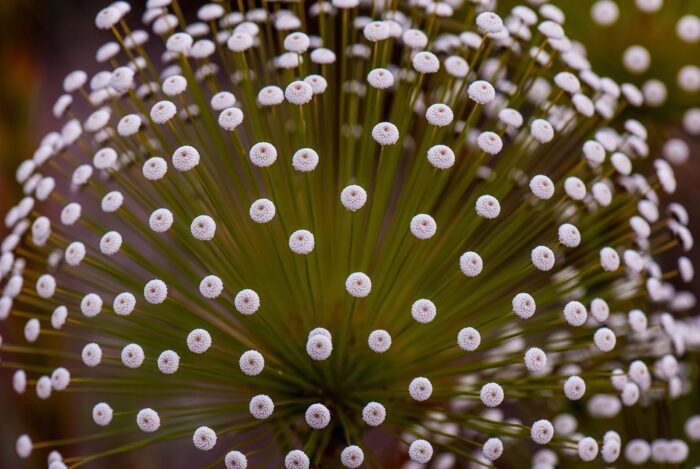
xmin=307 ymin=334 xmax=333 ymax=360
xmin=95 ymin=7 xmax=120 ymax=29
xmin=530 ymin=119 xmax=554 ymax=143
xmin=530 ymin=175 xmax=555 ymax=199
xmin=477 ymin=11 xmax=504 ymax=33
xmin=628 ymin=360 xmax=651 ymax=389
xmin=564 ymin=376 xmax=586 ymax=400
xmin=225 ymin=451 xmax=248 ymax=469
xmin=227 ymin=32 xmax=253 ymax=52
xmin=625 ymin=439 xmax=651 ymax=464
xmin=289 ymin=229 xmax=315 ymax=254
xmin=408 ymin=439 xmax=433 ymax=464
xmin=149 ymin=208 xmax=173 ymax=232
xmin=92 ymin=402 xmax=113 ymax=426
xmin=558 ymin=223 xmax=581 ymax=248
xmin=144 ymin=279 xmax=167 ymax=304
xmin=594 ymin=327 xmax=616 ymax=352
xmin=51 ymin=367 xmax=70 ymax=390
xmin=82 ymin=343 xmax=102 ymax=367
xmin=475 ymin=195 xmax=500 ymax=219
xmin=36 ymin=274 xmax=56 ymax=298
xmin=292 ymin=148 xmax=319 ymax=172
xmin=685 ymin=415 xmax=700 ymax=440
xmin=363 ymin=21 xmax=391 ymax=41
xmin=409 ymin=377 xmax=433 ymax=401
xmin=427 ymin=145 xmax=455 ymax=169
xmin=249 ymin=394 xmax=274 ymax=419
xmin=150 ymin=100 xmax=176 ymax=124
xmin=218 ymin=107 xmax=244 ymax=131
xmin=411 ymin=299 xmax=436 ymax=323
xmin=121 ymin=343 xmax=145 ymax=368
xmin=191 ymin=215 xmax=216 ymax=240
xmin=367 ymin=68 xmax=394 ymax=89
xmin=602 ymin=437 xmax=621 ymax=463
xmin=285 ymin=450 xmax=309 ymax=469
xmin=457 ymin=327 xmax=481 ymax=351
xmin=305 ymin=403 xmax=331 ymax=429
xmin=249 ymin=199 xmax=275 ymax=223
xmin=345 ymin=272 xmax=371 ymax=297
xmin=368 ymin=329 xmax=391 ymax=353
xmin=285 ymin=81 xmax=313 ymax=105
xmin=211 ymin=91 xmax=236 ymax=111
xmin=157 ymin=350 xmax=180 ymax=374
xmin=362 ymin=402 xmax=386 ymax=426
xmin=591 ymin=0 xmax=619 ymax=25
xmin=372 ymin=122 xmax=399 ymax=145
xmin=51 ymin=305 xmax=67 ymax=329
xmin=24 ymin=318 xmax=40 ymax=343
xmin=468 ymin=80 xmax=496 ymax=104
xmin=410 ymin=214 xmax=436 ymax=239
xmin=480 ymin=382 xmax=504 ymax=407
xmin=341 ymin=185 xmax=367 ymax=211
xmin=590 ymin=298 xmax=609 ymax=322
xmin=187 ymin=329 xmax=212 ymax=354
xmin=563 ymin=301 xmax=588 ymax=326
xmin=412 ymin=51 xmax=440 ymax=74
xmin=81 ymin=293 xmax=103 ymax=317
xmin=554 ymin=71 xmax=581 ymax=94
xmin=511 ymin=292 xmax=536 ymax=319
xmin=578 ymin=437 xmax=599 ymax=461
xmin=340 ymin=445 xmax=364 ymax=468
xmin=193 ymin=426 xmax=217 ymax=451
xmin=600 ymin=247 xmax=620 ymax=271
xmin=403 ymin=29 xmax=428 ymax=49
xmin=36 ymin=375 xmax=52 ymax=399
xmin=643 ymin=79 xmax=667 ymax=107
xmin=531 ymin=246 xmax=555 ymax=271
xmin=235 ymin=289 xmax=260 ymax=314
xmin=101 ymin=191 xmax=123 ymax=213
xmin=482 ymin=437 xmax=503 ymax=461
xmin=143 ymin=157 xmax=168 ymax=180
xmin=172 ymin=145 xmax=200 ymax=171
xmin=678 ymin=64 xmax=700 ymax=92
xmin=12 ymin=369 xmax=27 ymax=394
xmin=100 ymin=231 xmax=122 ymax=255
xmin=137 ymin=408 xmax=160 ymax=432
xmin=249 ymin=142 xmax=278 ymax=167
xmin=623 ymin=45 xmax=651 ymax=74
xmin=498 ymin=108 xmax=523 ymax=128
xmin=628 ymin=309 xmax=648 ymax=333
xmin=199 ymin=275 xmax=223 ymax=299
xmin=524 ymin=347 xmax=547 ymax=372
xmin=239 ymin=350 xmax=264 ymax=376
xmin=477 ymin=132 xmax=503 ymax=155
xmin=304 ymin=75 xmax=327 ymax=95
xmin=162 ymin=75 xmax=187 ymax=96
xmin=425 ymin=103 xmax=454 ymax=127
xmin=531 ymin=419 xmax=554 ymax=444
xmin=93 ymin=147 xmax=117 ymax=170
xmin=310 ymin=48 xmax=336 ymax=64
xmin=258 ymin=86 xmax=284 ymax=106
xmin=117 ymin=114 xmax=141 ymax=136
xmin=677 ymin=15 xmax=700 ymax=42
xmin=622 ymin=382 xmax=640 ymax=406
xmin=460 ymin=251 xmax=483 ymax=277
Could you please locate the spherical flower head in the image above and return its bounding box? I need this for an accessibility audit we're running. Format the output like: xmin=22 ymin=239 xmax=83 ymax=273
xmin=476 ymin=11 xmax=504 ymax=34
xmin=345 ymin=272 xmax=371 ymax=297
xmin=211 ymin=91 xmax=236 ymax=111
xmin=563 ymin=176 xmax=586 ymax=200
xmin=36 ymin=273 xmax=56 ymax=298
xmin=460 ymin=251 xmax=483 ymax=277
xmin=511 ymin=292 xmax=536 ymax=319
xmin=412 ymin=51 xmax=440 ymax=74
xmin=368 ymin=329 xmax=391 ymax=353
xmin=218 ymin=107 xmax=244 ymax=131
xmin=193 ymin=426 xmax=217 ymax=451
xmin=81 ymin=293 xmax=103 ymax=317
xmin=468 ymin=80 xmax=496 ymax=104
xmin=239 ymin=350 xmax=264 ymax=376
xmin=82 ymin=343 xmax=102 ymax=367
xmin=411 ymin=299 xmax=436 ymax=323
xmin=258 ymin=86 xmax=284 ymax=106
xmin=93 ymin=402 xmax=113 ymax=426
xmin=101 ymin=191 xmax=123 ymax=213
xmin=531 ymin=419 xmax=554 ymax=444
xmin=531 ymin=119 xmax=554 ymax=143
xmin=625 ymin=439 xmax=651 ymax=464
xmin=578 ymin=437 xmax=599 ymax=461
xmin=162 ymin=75 xmax=187 ymax=97
xmin=372 ymin=122 xmax=399 ymax=146
xmin=475 ymin=195 xmax=500 ymax=219
xmin=51 ymin=305 xmax=68 ymax=329
xmin=51 ymin=367 xmax=70 ymax=390
xmin=200 ymin=275 xmax=223 ymax=299
xmin=149 ymin=208 xmax=173 ymax=233
xmin=554 ymin=71 xmax=581 ymax=94
xmin=408 ymin=439 xmax=433 ymax=464
xmin=531 ymin=246 xmax=555 ymax=271
xmin=622 ymin=382 xmax=640 ymax=406
xmin=425 ymin=103 xmax=454 ymax=127
xmin=187 ymin=328 xmax=212 ymax=354
xmin=564 ymin=375 xmax=586 ymax=400
xmin=225 ymin=451 xmax=248 ymax=469
xmin=307 ymin=334 xmax=333 ymax=360
xmin=24 ymin=318 xmax=40 ymax=343
xmin=93 ymin=147 xmax=117 ymax=170
xmin=457 ymin=327 xmax=481 ymax=351
xmin=157 ymin=350 xmax=180 ymax=374
xmin=409 ymin=377 xmax=433 ymax=401
xmin=292 ymin=148 xmax=319 ymax=172
xmin=524 ymin=347 xmax=547 ymax=372
xmin=340 ymin=445 xmax=364 ymax=468
xmin=143 ymin=157 xmax=168 ymax=181
xmin=95 ymin=6 xmax=121 ymax=29
xmin=362 ymin=402 xmax=386 ymax=426
xmin=427 ymin=144 xmax=455 ymax=169
xmin=600 ymin=247 xmax=620 ymax=271
xmin=151 ymin=100 xmax=177 ymax=124
xmin=367 ymin=68 xmax=394 ymax=89
xmin=36 ymin=375 xmax=52 ymax=399
xmin=594 ymin=327 xmax=616 ymax=352
xmin=144 ymin=279 xmax=167 ymax=304
xmin=249 ymin=394 xmax=274 ymax=419
xmin=444 ymin=55 xmax=469 ymax=78
xmin=341 ymin=185 xmax=367 ymax=211
xmin=305 ymin=403 xmax=331 ymax=429
xmin=100 ymin=231 xmax=122 ymax=256
xmin=480 ymin=382 xmax=504 ymax=407
xmin=285 ymin=81 xmax=313 ymax=105
xmin=285 ymin=450 xmax=309 ymax=469
xmin=601 ymin=437 xmax=621 ymax=463
xmin=248 ymin=198 xmax=276 ymax=223
xmin=121 ymin=343 xmax=145 ymax=368
xmin=117 ymin=114 xmax=141 ymax=137
xmin=477 ymin=131 xmax=503 ymax=155
xmin=529 ymin=175 xmax=555 ymax=199
xmin=227 ymin=32 xmax=253 ymax=52
xmin=310 ymin=48 xmax=336 ymax=64
xmin=410 ymin=214 xmax=436 ymax=239
xmin=482 ymin=437 xmax=503 ymax=461
xmin=629 ymin=360 xmax=650 ymax=389
xmin=191 ymin=215 xmax=216 ymax=241
xmin=563 ymin=301 xmax=587 ymax=327
xmin=136 ymin=408 xmax=160 ymax=432
xmin=234 ymin=289 xmax=260 ymax=315
xmin=304 ymin=75 xmax=327 ymax=95
xmin=172 ymin=145 xmax=200 ymax=172
xmin=16 ymin=434 xmax=32 ymax=459
xmin=558 ymin=223 xmax=581 ymax=248
xmin=249 ymin=142 xmax=278 ymax=167
xmin=403 ymin=29 xmax=428 ymax=49
xmin=289 ymin=229 xmax=315 ymax=254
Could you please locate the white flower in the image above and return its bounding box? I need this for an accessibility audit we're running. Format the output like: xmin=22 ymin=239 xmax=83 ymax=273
xmin=93 ymin=402 xmax=113 ymax=426
xmin=191 ymin=215 xmax=216 ymax=240
xmin=363 ymin=21 xmax=391 ymax=42
xmin=100 ymin=231 xmax=122 ymax=255
xmin=411 ymin=299 xmax=436 ymax=323
xmin=235 ymin=289 xmax=260 ymax=314
xmin=457 ymin=327 xmax=481 ymax=351
xmin=410 ymin=214 xmax=436 ymax=239
xmin=477 ymin=132 xmax=503 ymax=155
xmin=289 ymin=229 xmax=315 ymax=254
xmin=193 ymin=426 xmax=217 ymax=451
xmin=82 ymin=343 xmax=102 ymax=367
xmin=149 ymin=208 xmax=173 ymax=232
xmin=340 ymin=445 xmax=364 ymax=468
xmin=150 ymin=100 xmax=176 ymax=124
xmin=162 ymin=75 xmax=187 ymax=96
xmin=529 ymin=175 xmax=555 ymax=199
xmin=341 ymin=185 xmax=367 ymax=211
xmin=480 ymin=382 xmax=504 ymax=407
xmin=368 ymin=329 xmax=392 ymax=353
xmin=590 ymin=298 xmax=609 ymax=322
xmin=218 ymin=107 xmax=244 ymax=131
xmin=563 ymin=301 xmax=588 ymax=327
xmin=250 ymin=394 xmax=274 ymax=419
xmin=476 ymin=12 xmax=504 ymax=34
xmin=558 ymin=223 xmax=581 ymax=248
xmin=425 ymin=103 xmax=454 ymax=127
xmin=172 ymin=145 xmax=200 ymax=171
xmin=143 ymin=157 xmax=168 ymax=180
xmin=137 ymin=408 xmax=160 ymax=432
xmin=51 ymin=367 xmax=70 ymax=390
xmin=412 ymin=51 xmax=440 ymax=74
xmin=81 ymin=293 xmax=103 ymax=318
xmin=307 ymin=334 xmax=333 ymax=360
xmin=258 ymin=86 xmax=284 ymax=106
xmin=460 ymin=251 xmax=483 ymax=277
xmin=249 ymin=142 xmax=278 ymax=167
xmin=362 ymin=402 xmax=386 ymax=426
xmin=531 ymin=419 xmax=554 ymax=444
xmin=157 ymin=350 xmax=180 ymax=374
xmin=285 ymin=81 xmax=313 ymax=105
xmin=305 ymin=403 xmax=331 ymax=429
xmin=531 ymin=246 xmax=555 ymax=271
xmin=600 ymin=247 xmax=620 ymax=271
xmin=367 ymin=68 xmax=394 ymax=89
xmin=225 ymin=451 xmax=248 ymax=469
xmin=227 ymin=32 xmax=253 ymax=52
xmin=602 ymin=437 xmax=621 ymax=463
xmin=121 ymin=343 xmax=145 ymax=368
xmin=524 ymin=347 xmax=547 ymax=372
xmin=531 ymin=119 xmax=555 ymax=143
xmin=345 ymin=272 xmax=371 ymax=297
xmin=292 ymin=148 xmax=319 ymax=172
xmin=408 ymin=439 xmax=433 ymax=464
xmin=403 ymin=29 xmax=428 ymax=49
xmin=482 ymin=437 xmax=503 ymax=461
xmin=409 ymin=377 xmax=433 ymax=401
xmin=284 ymin=450 xmax=309 ymax=469
xmin=468 ymin=80 xmax=496 ymax=104
xmin=594 ymin=327 xmax=616 ymax=352
xmin=187 ymin=329 xmax=212 ymax=354
xmin=622 ymin=382 xmax=640 ymax=406
xmin=372 ymin=122 xmax=399 ymax=145
xmin=564 ymin=376 xmax=586 ymax=400
xmin=199 ymin=275 xmax=223 ymax=299
xmin=475 ymin=195 xmax=500 ymax=219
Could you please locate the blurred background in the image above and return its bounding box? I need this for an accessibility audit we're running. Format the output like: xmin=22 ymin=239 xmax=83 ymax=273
xmin=0 ymin=0 xmax=698 ymax=466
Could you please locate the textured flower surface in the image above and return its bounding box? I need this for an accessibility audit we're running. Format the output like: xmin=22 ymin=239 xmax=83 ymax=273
xmin=0 ymin=0 xmax=698 ymax=468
